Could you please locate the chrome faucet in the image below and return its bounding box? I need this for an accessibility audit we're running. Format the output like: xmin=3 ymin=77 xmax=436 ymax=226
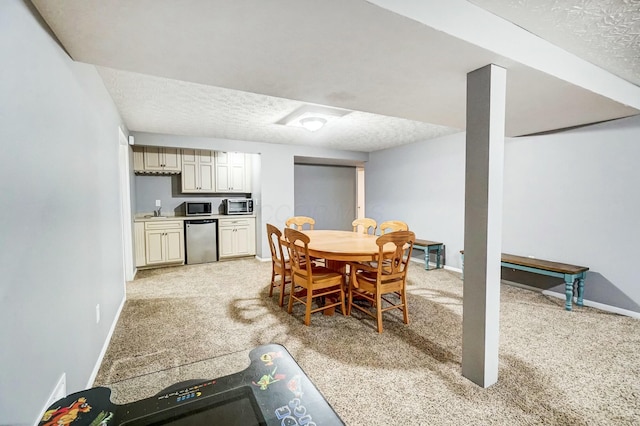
xmin=153 ymin=207 xmax=162 ymax=217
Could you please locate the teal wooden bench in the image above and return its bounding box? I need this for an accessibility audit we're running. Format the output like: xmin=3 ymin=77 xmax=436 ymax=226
xmin=460 ymin=250 xmax=589 ymax=311
xmin=413 ymin=239 xmax=444 ymax=270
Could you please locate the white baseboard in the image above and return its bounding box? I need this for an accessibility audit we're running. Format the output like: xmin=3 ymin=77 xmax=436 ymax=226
xmin=255 ymin=255 xmax=270 ymax=262
xmin=410 ymin=257 xmax=462 ymax=274
xmin=87 ymin=294 xmax=126 ymax=388
xmin=501 ymin=279 xmax=640 ymax=319
xmin=35 ymin=373 xmax=67 ymax=426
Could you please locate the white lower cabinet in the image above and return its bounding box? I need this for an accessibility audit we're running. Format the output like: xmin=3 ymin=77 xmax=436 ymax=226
xmin=141 ymin=221 xmax=184 ymax=266
xmin=219 ymin=217 xmax=256 ymax=259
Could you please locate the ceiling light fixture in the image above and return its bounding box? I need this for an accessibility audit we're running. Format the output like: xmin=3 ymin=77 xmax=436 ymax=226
xmin=299 ymin=117 xmax=327 ymax=132
xmin=277 ymin=104 xmax=351 ymax=132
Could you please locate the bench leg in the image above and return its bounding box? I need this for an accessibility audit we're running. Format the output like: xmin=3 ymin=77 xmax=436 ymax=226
xmin=577 ymin=274 xmax=585 ymax=307
xmin=436 ymin=246 xmax=442 ymax=269
xmin=424 ymin=248 xmax=431 ymax=270
xmin=563 ymin=275 xmax=574 ymax=311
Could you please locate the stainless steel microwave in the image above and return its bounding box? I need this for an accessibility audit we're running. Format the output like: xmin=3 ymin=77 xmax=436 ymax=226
xmin=223 ymin=198 xmax=253 ymax=215
xmin=185 ymin=201 xmax=213 ymax=216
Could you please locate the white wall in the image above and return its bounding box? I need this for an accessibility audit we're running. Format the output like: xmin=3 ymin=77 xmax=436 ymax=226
xmin=367 ymin=115 xmax=640 ymax=313
xmin=0 ymin=2 xmax=127 ymax=424
xmin=502 ymin=115 xmax=640 ymax=311
xmin=366 ymin=131 xmax=466 ymax=266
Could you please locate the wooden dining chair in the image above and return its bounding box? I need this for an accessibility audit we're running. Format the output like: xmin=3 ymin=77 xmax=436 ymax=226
xmin=284 ymin=228 xmax=346 ymax=326
xmin=347 ymin=230 xmax=415 ymax=333
xmin=266 ymin=223 xmax=292 ymax=307
xmin=285 ymin=216 xmax=315 ymax=230
xmin=285 ymin=216 xmax=325 ymax=265
xmin=352 ymin=218 xmax=377 ymax=235
xmin=379 ymin=220 xmax=409 ymax=234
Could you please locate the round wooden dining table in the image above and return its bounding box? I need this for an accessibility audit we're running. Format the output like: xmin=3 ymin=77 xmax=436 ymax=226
xmin=300 ymin=229 xmax=383 ymax=262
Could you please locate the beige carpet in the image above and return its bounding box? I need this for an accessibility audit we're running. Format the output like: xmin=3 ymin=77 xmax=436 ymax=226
xmin=94 ymin=259 xmax=640 ymax=425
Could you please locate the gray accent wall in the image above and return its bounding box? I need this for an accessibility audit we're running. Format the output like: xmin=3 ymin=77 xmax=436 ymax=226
xmin=294 ymin=164 xmax=357 ymax=230
xmin=134 ymin=174 xmax=246 ymax=215
xmin=1 ymin=2 xmax=127 ymax=424
xmin=366 ymin=115 xmax=640 ymax=313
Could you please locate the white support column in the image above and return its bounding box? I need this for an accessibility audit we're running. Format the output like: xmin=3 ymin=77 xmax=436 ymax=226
xmin=462 ymin=64 xmax=506 ymax=388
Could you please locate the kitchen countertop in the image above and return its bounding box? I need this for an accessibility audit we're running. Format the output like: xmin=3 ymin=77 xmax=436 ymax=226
xmin=134 ymin=214 xmax=256 ymax=222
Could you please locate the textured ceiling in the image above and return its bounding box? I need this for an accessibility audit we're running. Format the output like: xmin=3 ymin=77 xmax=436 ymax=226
xmin=97 ymin=67 xmax=460 ymax=152
xmin=31 ymin=0 xmax=640 ymax=152
xmin=469 ymin=0 xmax=640 ymax=86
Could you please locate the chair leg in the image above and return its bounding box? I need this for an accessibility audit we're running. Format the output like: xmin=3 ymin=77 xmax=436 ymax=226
xmin=376 ymin=292 xmax=383 ymax=334
xmin=304 ymin=290 xmax=313 ymax=326
xmin=277 ymin=279 xmax=284 ymax=307
xmin=347 ymin=283 xmax=353 ymax=316
xmin=269 ymin=269 xmax=276 ymax=297
xmin=287 ymin=285 xmax=295 ymax=314
xmin=340 ymin=278 xmax=347 ymax=315
xmin=278 ymin=273 xmax=287 ymax=307
xmin=401 ymin=289 xmax=409 ymax=325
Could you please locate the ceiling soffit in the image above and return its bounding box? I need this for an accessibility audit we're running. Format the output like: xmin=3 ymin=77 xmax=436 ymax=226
xmin=469 ymin=0 xmax=640 ymax=87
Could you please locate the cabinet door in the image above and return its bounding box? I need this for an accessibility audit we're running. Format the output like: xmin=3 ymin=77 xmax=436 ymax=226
xmin=164 ymin=229 xmax=184 ymax=263
xmin=215 ymin=163 xmax=231 ymax=192
xmin=199 ymin=152 xmax=215 ymax=192
xmin=181 ymin=149 xmax=199 ymax=192
xmin=162 ymin=148 xmax=181 ymax=171
xmin=134 ymin=222 xmax=146 ymax=267
xmin=144 ymin=147 xmax=163 ymax=171
xmin=219 ymin=226 xmax=236 ymax=258
xmin=234 ymin=225 xmax=251 ymax=255
xmin=215 ymin=152 xmax=246 ymax=192
xmin=145 ymin=229 xmax=165 ymax=264
xmin=215 ymin=151 xmax=230 ymax=165
xmin=133 ymin=147 xmax=145 ymax=172
xmin=182 ymin=149 xmax=215 ymax=193
xmin=229 ymin=164 xmax=246 ymax=191
xmin=182 ymin=163 xmax=198 ymax=192
xmin=182 ymin=148 xmax=197 ymax=163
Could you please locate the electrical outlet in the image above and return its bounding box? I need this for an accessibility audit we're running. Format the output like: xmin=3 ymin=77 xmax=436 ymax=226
xmin=96 ymin=304 xmax=100 ymax=324
xmin=155 ymin=199 xmax=162 ymax=207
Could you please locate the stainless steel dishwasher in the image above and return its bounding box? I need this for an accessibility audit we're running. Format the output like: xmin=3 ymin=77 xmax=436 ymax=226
xmin=184 ymin=219 xmax=218 ymax=264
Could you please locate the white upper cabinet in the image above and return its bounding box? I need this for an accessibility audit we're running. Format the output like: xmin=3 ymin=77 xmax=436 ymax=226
xmin=215 ymin=152 xmax=251 ymax=192
xmin=133 ymin=146 xmax=181 ymax=173
xmin=181 ymin=149 xmax=215 ymax=193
